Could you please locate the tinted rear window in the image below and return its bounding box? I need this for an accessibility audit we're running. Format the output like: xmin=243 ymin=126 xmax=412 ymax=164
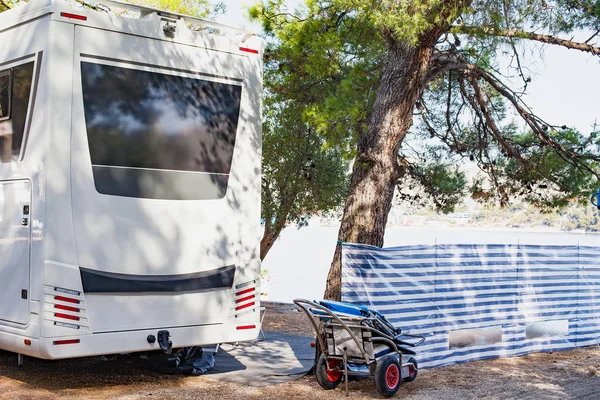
xmin=81 ymin=62 xmax=242 ymax=174
xmin=80 ymin=62 xmax=243 ymax=200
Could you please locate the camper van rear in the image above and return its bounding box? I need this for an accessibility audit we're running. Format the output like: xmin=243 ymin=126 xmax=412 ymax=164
xmin=0 ymin=0 xmax=263 ymax=360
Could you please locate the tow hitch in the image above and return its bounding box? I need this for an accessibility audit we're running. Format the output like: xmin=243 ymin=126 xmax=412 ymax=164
xmin=157 ymin=330 xmax=172 ymax=353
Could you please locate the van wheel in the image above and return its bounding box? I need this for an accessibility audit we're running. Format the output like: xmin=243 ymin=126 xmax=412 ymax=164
xmin=375 ymin=354 xmax=401 ymax=398
xmin=315 ymin=354 xmax=342 ymax=390
xmin=403 ymin=357 xmax=418 ymax=382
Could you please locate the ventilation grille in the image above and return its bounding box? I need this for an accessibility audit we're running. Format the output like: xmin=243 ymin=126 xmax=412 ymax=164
xmin=232 ymin=279 xmax=259 ymax=319
xmin=43 ymin=286 xmax=89 ymax=331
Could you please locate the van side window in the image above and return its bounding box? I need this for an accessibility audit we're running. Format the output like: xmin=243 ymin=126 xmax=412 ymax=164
xmin=0 ymin=62 xmax=35 ymax=162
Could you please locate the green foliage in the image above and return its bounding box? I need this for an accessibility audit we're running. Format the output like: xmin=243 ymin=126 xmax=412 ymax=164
xmin=262 ymin=102 xmax=349 ymax=230
xmin=254 ymin=2 xmax=356 ymax=258
xmin=254 ymin=1 xmax=385 ymax=157
xmin=252 ymin=0 xmax=600 ymax=218
xmin=397 ymin=147 xmax=468 ymax=214
xmin=417 ymin=70 xmax=600 ymax=209
xmin=0 ymin=0 xmax=15 ymax=12
xmin=500 ymin=130 xmax=600 ymax=208
xmin=129 ymin=0 xmax=221 ymax=18
xmin=258 ymin=2 xmax=352 ymax=242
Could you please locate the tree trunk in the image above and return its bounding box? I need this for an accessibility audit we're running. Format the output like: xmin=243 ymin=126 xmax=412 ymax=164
xmin=260 ymin=199 xmax=293 ymax=261
xmin=260 ymin=222 xmax=277 ymax=261
xmin=260 ymin=220 xmax=286 ymax=261
xmin=324 ymin=37 xmax=439 ymax=300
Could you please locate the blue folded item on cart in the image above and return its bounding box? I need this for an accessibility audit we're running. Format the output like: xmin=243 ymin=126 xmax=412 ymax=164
xmin=319 ymin=300 xmax=395 ymax=326
xmin=319 ymin=300 xmax=372 ymax=317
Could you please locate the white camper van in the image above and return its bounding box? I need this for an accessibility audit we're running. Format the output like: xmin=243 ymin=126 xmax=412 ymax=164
xmin=0 ymin=0 xmax=263 ymax=360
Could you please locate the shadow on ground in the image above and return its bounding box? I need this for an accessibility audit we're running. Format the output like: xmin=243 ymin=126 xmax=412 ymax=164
xmin=0 ymin=331 xmax=313 ymax=394
xmin=0 ymin=349 xmax=183 ymax=391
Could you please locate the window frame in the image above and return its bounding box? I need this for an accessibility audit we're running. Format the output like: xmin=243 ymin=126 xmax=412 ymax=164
xmin=0 ymin=54 xmax=39 ymax=163
xmin=0 ymin=68 xmax=12 ymax=122
xmin=78 ymin=57 xmax=246 ymax=200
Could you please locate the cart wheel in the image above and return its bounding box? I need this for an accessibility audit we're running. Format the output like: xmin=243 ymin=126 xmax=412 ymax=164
xmin=315 ymin=354 xmax=342 ymax=390
xmin=375 ymin=354 xmax=401 ymax=398
xmin=403 ymin=357 xmax=418 ymax=382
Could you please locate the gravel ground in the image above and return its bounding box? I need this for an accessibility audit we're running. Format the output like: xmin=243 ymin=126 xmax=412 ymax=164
xmin=1 ymin=303 xmax=600 ymax=399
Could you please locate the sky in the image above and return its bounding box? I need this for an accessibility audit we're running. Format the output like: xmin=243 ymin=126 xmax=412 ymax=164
xmin=217 ymin=0 xmax=600 ymax=135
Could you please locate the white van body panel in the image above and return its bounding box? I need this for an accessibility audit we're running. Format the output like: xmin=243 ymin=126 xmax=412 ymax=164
xmin=0 ymin=0 xmax=263 ymax=359
xmin=0 ymin=180 xmax=31 ymax=325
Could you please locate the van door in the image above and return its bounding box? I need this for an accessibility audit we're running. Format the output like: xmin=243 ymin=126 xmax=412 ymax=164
xmin=0 ymin=180 xmax=31 ymax=325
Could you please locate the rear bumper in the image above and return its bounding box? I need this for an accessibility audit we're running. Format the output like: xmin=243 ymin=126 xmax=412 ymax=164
xmin=0 ymin=322 xmax=259 ymax=360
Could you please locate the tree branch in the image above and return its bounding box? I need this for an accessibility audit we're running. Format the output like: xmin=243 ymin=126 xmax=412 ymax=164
xmin=453 ymin=25 xmax=600 ymax=56
xmin=468 ymin=76 xmax=528 ymax=164
xmin=445 ymin=61 xmax=600 ymax=179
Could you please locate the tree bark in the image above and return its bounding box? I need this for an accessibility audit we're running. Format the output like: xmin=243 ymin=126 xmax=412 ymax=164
xmin=324 ymin=36 xmax=439 ymax=300
xmin=260 ymin=203 xmax=292 ymax=261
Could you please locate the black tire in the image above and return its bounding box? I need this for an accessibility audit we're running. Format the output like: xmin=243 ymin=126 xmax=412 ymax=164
xmin=403 ymin=357 xmax=418 ymax=382
xmin=374 ymin=354 xmax=402 ymax=398
xmin=310 ymin=337 xmax=320 ymax=374
xmin=315 ymin=354 xmax=343 ymax=390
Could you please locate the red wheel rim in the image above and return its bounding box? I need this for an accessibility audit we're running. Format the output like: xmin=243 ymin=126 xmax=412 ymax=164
xmin=326 ymin=360 xmax=342 ymax=382
xmin=409 ymin=363 xmax=416 ymax=376
xmin=386 ymin=364 xmax=400 ymax=388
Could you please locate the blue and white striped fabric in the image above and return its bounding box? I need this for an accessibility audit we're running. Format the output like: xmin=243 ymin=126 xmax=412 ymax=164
xmin=341 ymin=243 xmax=600 ymax=368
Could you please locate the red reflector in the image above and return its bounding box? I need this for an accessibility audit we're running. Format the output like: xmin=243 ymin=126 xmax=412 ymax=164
xmin=53 ymin=339 xmax=80 ymax=345
xmin=236 ymin=287 xmax=254 ymax=296
xmin=24 ymin=339 xmax=31 ymax=346
xmin=55 ymin=304 xmax=80 ymax=313
xmin=236 ymin=301 xmax=255 ymax=311
xmin=310 ymin=342 xmax=316 ymax=348
xmin=240 ymin=47 xmax=259 ymax=54
xmin=55 ymin=296 xmax=80 ymax=304
xmin=237 ymin=325 xmax=256 ymax=330
xmin=60 ymin=12 xmax=87 ymax=21
xmin=235 ymin=295 xmax=255 ymax=304
xmin=55 ymin=313 xmax=80 ymax=321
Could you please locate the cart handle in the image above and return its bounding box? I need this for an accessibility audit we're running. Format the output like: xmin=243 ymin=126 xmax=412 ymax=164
xmin=294 ymin=299 xmax=372 ymax=366
xmin=395 ymin=333 xmax=426 ymax=347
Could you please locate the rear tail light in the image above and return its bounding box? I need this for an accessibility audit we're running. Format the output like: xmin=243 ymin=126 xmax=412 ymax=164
xmin=236 ymin=287 xmax=254 ymax=296
xmin=60 ymin=12 xmax=87 ymax=21
xmin=239 ymin=47 xmax=259 ymax=54
xmin=235 ymin=302 xmax=255 ymax=311
xmin=55 ymin=304 xmax=80 ymax=313
xmin=55 ymin=295 xmax=80 ymax=304
xmin=55 ymin=313 xmax=80 ymax=321
xmin=53 ymin=339 xmax=80 ymax=345
xmin=237 ymin=325 xmax=256 ymax=330
xmin=235 ymin=295 xmax=254 ymax=304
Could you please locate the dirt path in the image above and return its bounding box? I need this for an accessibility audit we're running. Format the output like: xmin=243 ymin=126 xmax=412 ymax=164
xmin=1 ymin=303 xmax=600 ymax=399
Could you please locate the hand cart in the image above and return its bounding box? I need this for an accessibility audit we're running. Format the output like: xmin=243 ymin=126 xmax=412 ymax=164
xmin=294 ymin=299 xmax=425 ymax=398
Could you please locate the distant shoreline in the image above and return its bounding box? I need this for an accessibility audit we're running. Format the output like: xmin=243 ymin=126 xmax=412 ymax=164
xmin=309 ymin=224 xmax=600 ymax=236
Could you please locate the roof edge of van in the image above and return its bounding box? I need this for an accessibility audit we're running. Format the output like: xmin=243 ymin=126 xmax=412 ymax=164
xmin=93 ymin=0 xmax=258 ymax=36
